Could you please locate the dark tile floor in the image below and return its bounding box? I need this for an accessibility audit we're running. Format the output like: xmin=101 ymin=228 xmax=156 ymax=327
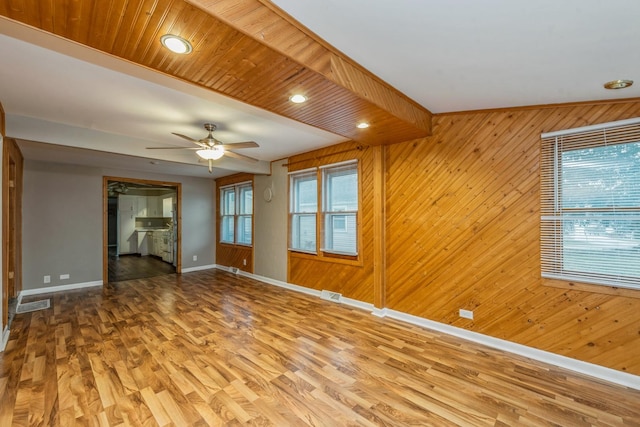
xmin=108 ymin=248 xmax=175 ymax=282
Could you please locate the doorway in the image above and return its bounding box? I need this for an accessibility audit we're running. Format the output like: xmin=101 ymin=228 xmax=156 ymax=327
xmin=103 ymin=176 xmax=182 ymax=283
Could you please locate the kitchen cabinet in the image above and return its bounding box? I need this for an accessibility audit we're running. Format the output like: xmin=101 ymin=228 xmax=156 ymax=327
xmin=150 ymin=230 xmax=170 ymax=259
xmin=118 ymin=195 xmax=137 ymax=254
xmin=147 ymin=231 xmax=154 ymax=256
xmin=137 ymin=231 xmax=151 ymax=256
xmin=136 ymin=196 xmax=147 ymax=217
xmin=162 ymin=197 xmax=174 ymax=217
xmin=119 ymin=194 xmax=136 ymax=213
xmin=146 ymin=196 xmax=162 ymax=216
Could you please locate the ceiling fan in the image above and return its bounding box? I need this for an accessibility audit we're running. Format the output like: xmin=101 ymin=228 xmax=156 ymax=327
xmin=147 ymin=123 xmax=259 ymax=173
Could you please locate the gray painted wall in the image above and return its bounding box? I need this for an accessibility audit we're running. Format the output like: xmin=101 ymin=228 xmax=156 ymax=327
xmin=254 ymin=160 xmax=288 ymax=282
xmin=22 ymin=160 xmax=216 ymax=291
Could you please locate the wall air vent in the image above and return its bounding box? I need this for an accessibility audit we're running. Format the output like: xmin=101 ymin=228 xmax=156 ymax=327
xmin=320 ymin=290 xmax=342 ymax=302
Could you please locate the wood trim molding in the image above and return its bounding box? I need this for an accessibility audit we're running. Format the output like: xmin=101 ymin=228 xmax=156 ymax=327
xmin=2 ymin=137 xmax=23 ymax=329
xmin=0 ymin=101 xmax=5 ymax=136
xmin=372 ymin=145 xmax=386 ymax=309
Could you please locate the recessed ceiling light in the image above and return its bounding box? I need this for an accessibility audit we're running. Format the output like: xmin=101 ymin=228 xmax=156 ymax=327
xmin=357 ymin=122 xmax=370 ymax=129
xmin=289 ymin=94 xmax=307 ymax=104
xmin=604 ymin=79 xmax=633 ymax=90
xmin=160 ymin=34 xmax=192 ymax=54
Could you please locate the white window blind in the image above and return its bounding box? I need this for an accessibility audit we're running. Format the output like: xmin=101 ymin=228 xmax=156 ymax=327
xmin=540 ymin=118 xmax=640 ymax=290
xmin=322 ymin=162 xmax=358 ymax=255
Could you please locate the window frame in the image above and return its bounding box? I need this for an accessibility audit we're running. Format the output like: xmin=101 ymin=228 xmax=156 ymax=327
xmin=219 ymin=181 xmax=253 ymax=247
xmin=320 ymin=161 xmax=359 ymax=256
xmin=540 ymin=117 xmax=640 ymax=291
xmin=288 ymin=160 xmax=360 ymax=260
xmin=288 ymin=169 xmax=318 ymax=254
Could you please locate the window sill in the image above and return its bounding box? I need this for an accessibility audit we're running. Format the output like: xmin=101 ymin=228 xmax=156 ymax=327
xmin=542 ymin=278 xmax=640 ymax=299
xmin=289 ymin=250 xmax=363 ymax=267
xmin=219 ymin=242 xmax=253 ymax=249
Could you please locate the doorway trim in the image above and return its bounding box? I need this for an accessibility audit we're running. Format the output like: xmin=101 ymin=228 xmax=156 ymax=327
xmin=2 ymin=137 xmax=23 ymax=331
xmin=102 ymin=176 xmax=182 ymax=283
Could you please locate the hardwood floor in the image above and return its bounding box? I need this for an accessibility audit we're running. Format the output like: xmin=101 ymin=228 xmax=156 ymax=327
xmin=1 ymin=270 xmax=639 ymax=426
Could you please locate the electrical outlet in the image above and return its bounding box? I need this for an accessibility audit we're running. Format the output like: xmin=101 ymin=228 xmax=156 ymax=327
xmin=459 ymin=309 xmax=474 ymax=320
xmin=193 ymin=255 xmax=197 ymax=261
xmin=243 ymin=259 xmax=247 ymax=266
xmin=44 ymin=275 xmax=50 ymax=284
xmin=60 ymin=273 xmax=70 ymax=280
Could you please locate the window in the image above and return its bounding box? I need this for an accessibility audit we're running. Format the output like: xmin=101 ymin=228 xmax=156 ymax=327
xmin=220 ymin=187 xmax=235 ymax=243
xmin=289 ymin=170 xmax=317 ymax=253
xmin=289 ymin=161 xmax=359 ymax=256
xmin=322 ymin=163 xmax=358 ymax=254
xmin=540 ymin=118 xmax=640 ymax=290
xmin=220 ymin=182 xmax=252 ymax=245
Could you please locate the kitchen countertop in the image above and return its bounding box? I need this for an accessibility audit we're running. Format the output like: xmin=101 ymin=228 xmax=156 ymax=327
xmin=136 ymin=228 xmax=170 ymax=232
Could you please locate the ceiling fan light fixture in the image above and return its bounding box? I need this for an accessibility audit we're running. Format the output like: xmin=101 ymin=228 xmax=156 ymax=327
xmin=160 ymin=34 xmax=193 ymax=54
xmin=196 ymin=147 xmax=224 ymax=160
xmin=289 ymin=94 xmax=307 ymax=104
xmin=603 ymin=79 xmax=633 ymax=90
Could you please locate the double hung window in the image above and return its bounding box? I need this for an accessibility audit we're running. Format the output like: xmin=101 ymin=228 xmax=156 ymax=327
xmin=540 ymin=118 xmax=640 ymax=290
xmin=220 ymin=181 xmax=253 ymax=245
xmin=289 ymin=161 xmax=359 ymax=256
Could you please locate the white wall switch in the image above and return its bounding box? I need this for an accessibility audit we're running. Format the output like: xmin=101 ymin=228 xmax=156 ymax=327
xmin=459 ymin=309 xmax=474 ymax=320
xmin=193 ymin=255 xmax=197 ymax=261
xmin=60 ymin=273 xmax=70 ymax=280
xmin=44 ymin=275 xmax=50 ymax=283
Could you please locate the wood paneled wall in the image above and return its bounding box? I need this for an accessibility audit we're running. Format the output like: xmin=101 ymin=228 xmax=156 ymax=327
xmin=215 ymin=173 xmax=254 ymax=273
xmin=385 ymin=101 xmax=640 ymax=375
xmin=287 ymin=141 xmax=375 ymax=304
xmin=286 ymin=100 xmax=640 ymax=375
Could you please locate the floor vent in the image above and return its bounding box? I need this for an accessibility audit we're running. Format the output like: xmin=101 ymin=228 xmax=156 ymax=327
xmin=320 ymin=290 xmax=342 ymax=302
xmin=16 ymin=299 xmax=50 ymax=314
xmin=230 ymin=267 xmax=240 ymax=275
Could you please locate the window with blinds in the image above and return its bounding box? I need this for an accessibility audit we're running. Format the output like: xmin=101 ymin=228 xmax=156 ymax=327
xmin=540 ymin=118 xmax=640 ymax=290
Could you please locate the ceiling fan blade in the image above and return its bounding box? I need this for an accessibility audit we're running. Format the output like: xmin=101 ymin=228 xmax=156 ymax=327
xmin=218 ymin=141 xmax=259 ymax=149
xmin=224 ymin=150 xmax=259 ymax=163
xmin=171 ymin=132 xmax=200 ymax=142
xmin=146 ymin=146 xmax=199 ymax=150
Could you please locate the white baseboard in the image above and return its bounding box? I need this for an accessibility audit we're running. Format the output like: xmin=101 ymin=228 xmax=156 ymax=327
xmin=380 ymin=308 xmax=640 ymax=391
xmin=239 ymin=271 xmax=640 ymax=391
xmin=245 ymin=271 xmax=322 ymax=298
xmin=182 ymin=264 xmax=217 ymax=273
xmin=19 ymin=280 xmax=103 ymax=297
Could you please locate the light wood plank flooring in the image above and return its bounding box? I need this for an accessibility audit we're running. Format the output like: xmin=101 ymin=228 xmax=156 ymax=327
xmin=1 ymin=270 xmax=639 ymax=426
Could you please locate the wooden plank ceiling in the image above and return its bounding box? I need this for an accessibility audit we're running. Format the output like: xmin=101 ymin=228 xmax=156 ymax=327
xmin=0 ymin=0 xmax=432 ymax=146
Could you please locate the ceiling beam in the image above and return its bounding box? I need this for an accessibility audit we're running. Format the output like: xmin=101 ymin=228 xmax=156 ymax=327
xmin=190 ymin=0 xmax=432 ymax=137
xmin=0 ymin=0 xmax=431 ymax=145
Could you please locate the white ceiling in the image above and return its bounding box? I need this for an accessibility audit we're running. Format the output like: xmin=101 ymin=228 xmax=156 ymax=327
xmin=2 ymin=1 xmax=639 ymax=179
xmin=273 ymin=0 xmax=640 ymax=113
